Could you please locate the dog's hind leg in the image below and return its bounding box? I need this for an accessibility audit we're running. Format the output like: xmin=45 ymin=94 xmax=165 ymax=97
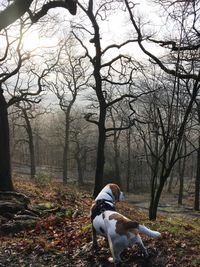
xmin=135 ymin=235 xmax=149 ymax=258
xmin=107 ymin=233 xmax=116 ymax=262
xmin=107 ymin=235 xmax=124 ymax=264
xmin=107 ymin=235 xmax=121 ymax=263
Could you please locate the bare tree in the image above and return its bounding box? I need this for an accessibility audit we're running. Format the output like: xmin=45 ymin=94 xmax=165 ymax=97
xmin=70 ymin=110 xmax=95 ymax=185
xmin=17 ymin=104 xmax=36 ymax=179
xmin=11 ymin=102 xmax=47 ymax=179
xmin=0 ymin=23 xmax=31 ymax=190
xmin=49 ymin=37 xmax=89 ymax=184
xmin=73 ymin=0 xmax=149 ymax=197
xmin=0 ymin=18 xmax=61 ymax=190
xmin=134 ymin=71 xmax=196 ymax=219
xmin=106 ymin=85 xmax=138 ymax=187
xmin=124 ymin=0 xmax=200 ymax=219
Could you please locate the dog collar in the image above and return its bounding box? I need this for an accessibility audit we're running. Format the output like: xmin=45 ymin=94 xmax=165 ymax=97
xmin=91 ymin=199 xmax=116 ymax=221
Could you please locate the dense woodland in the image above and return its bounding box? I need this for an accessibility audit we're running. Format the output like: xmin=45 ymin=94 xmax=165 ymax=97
xmin=0 ymin=1 xmax=200 ymax=265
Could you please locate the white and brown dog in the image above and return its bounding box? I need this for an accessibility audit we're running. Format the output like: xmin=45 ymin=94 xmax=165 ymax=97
xmin=91 ymin=183 xmax=161 ymax=264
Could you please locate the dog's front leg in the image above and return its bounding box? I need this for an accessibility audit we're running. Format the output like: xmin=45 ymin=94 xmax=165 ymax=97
xmin=92 ymin=226 xmax=99 ymax=250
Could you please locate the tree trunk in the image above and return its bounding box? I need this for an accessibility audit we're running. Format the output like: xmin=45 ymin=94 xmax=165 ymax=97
xmin=194 ymin=135 xmax=200 ymax=211
xmin=149 ymin=180 xmax=165 ymax=220
xmin=75 ymin=142 xmax=84 ymax=186
xmin=174 ymin=137 xmax=186 ymax=204
xmin=76 ymin=155 xmax=84 ymax=186
xmin=93 ymin=110 xmax=106 ymax=198
xmin=113 ymin=133 xmax=121 ymax=187
xmin=178 ymin=162 xmax=184 ymax=205
xmin=0 ymin=89 xmax=13 ymax=191
xmin=178 ymin=157 xmax=186 ymax=205
xmin=63 ymin=111 xmax=70 ymax=184
xmin=126 ymin=129 xmax=131 ymax=192
xmin=167 ymin=168 xmax=174 ymax=193
xmin=22 ymin=109 xmax=36 ymax=179
xmin=86 ymin=7 xmax=105 ymax=198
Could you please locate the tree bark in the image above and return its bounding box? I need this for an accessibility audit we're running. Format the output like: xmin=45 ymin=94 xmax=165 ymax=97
xmin=178 ymin=161 xmax=184 ymax=205
xmin=194 ymin=135 xmax=200 ymax=211
xmin=22 ymin=109 xmax=36 ymax=179
xmin=76 ymin=154 xmax=84 ymax=186
xmin=149 ymin=180 xmax=165 ymax=220
xmin=126 ymin=129 xmax=131 ymax=192
xmin=63 ymin=111 xmax=70 ymax=184
xmin=178 ymin=140 xmax=186 ymax=205
xmin=90 ymin=9 xmax=106 ymax=198
xmin=93 ymin=110 xmax=106 ymax=198
xmin=167 ymin=168 xmax=174 ymax=193
xmin=113 ymin=133 xmax=121 ymax=187
xmin=0 ymin=89 xmax=13 ymax=191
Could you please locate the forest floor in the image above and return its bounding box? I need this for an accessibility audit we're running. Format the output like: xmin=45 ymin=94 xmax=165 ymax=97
xmin=126 ymin=190 xmax=200 ymax=219
xmin=0 ymin=177 xmax=199 ymax=267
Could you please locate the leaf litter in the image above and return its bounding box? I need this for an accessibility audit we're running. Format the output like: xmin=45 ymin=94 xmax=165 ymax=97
xmin=0 ymin=177 xmax=199 ymax=267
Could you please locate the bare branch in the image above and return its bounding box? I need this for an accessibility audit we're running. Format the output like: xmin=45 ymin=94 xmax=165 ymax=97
xmin=124 ymin=0 xmax=200 ymax=81
xmin=0 ymin=0 xmax=76 ymax=30
xmin=149 ymin=38 xmax=200 ymax=51
xmin=0 ymin=0 xmax=33 ymax=30
xmin=84 ymin=113 xmax=99 ymax=126
xmin=28 ymin=0 xmax=77 ymax=23
xmin=106 ymin=94 xmax=136 ymax=108
xmin=101 ymin=55 xmax=131 ymax=68
xmin=72 ymin=31 xmax=93 ymax=63
xmin=101 ymin=39 xmax=138 ymax=55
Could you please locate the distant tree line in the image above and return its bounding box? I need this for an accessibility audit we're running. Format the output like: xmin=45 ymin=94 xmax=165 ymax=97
xmin=0 ymin=0 xmax=200 ymax=220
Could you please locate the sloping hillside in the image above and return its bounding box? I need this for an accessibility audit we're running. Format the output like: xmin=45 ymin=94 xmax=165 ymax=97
xmin=0 ymin=177 xmax=199 ymax=267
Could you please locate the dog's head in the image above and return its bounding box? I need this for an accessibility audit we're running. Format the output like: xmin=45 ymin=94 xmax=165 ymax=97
xmin=96 ymin=183 xmax=125 ymax=202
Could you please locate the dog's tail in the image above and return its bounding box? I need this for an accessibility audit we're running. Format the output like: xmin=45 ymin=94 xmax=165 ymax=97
xmin=124 ymin=221 xmax=161 ymax=238
xmin=139 ymin=224 xmax=161 ymax=238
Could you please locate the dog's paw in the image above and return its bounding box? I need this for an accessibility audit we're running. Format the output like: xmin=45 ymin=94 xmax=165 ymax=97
xmin=92 ymin=243 xmax=99 ymax=251
xmin=144 ymin=252 xmax=149 ymax=258
xmin=108 ymin=257 xmax=114 ymax=263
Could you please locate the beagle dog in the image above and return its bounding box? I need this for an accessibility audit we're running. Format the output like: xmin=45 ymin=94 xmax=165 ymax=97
xmin=91 ymin=183 xmax=161 ymax=264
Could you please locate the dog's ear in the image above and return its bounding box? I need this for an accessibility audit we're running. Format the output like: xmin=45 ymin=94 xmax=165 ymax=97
xmin=109 ymin=184 xmax=121 ymax=201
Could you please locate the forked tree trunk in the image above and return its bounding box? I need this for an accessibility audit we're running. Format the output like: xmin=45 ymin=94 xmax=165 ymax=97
xmin=0 ymin=89 xmax=14 ymax=191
